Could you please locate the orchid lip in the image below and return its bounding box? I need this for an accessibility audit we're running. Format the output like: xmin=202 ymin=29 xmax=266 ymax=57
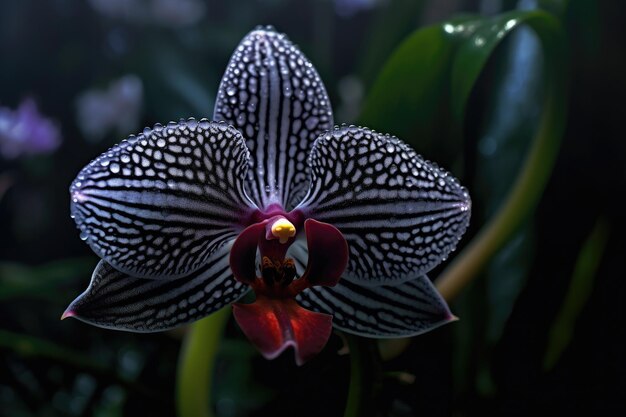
xmin=229 ymin=216 xmax=348 ymax=365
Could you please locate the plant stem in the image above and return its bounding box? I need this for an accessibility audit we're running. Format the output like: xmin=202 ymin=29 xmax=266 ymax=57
xmin=176 ymin=308 xmax=230 ymax=417
xmin=343 ymin=335 xmax=382 ymax=417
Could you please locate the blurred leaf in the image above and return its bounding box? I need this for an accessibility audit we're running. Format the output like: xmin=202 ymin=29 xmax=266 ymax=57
xmin=357 ymin=0 xmax=425 ymax=87
xmin=359 ymin=23 xmax=457 ymax=153
xmin=449 ymin=10 xmax=561 ymax=122
xmin=543 ymin=218 xmax=609 ymax=371
xmin=473 ymin=5 xmax=547 ymax=347
xmin=359 ymin=10 xmax=563 ymax=163
xmin=0 ymin=258 xmax=94 ymax=300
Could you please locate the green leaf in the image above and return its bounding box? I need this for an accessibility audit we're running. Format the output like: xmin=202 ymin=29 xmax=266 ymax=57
xmin=543 ymin=218 xmax=609 ymax=371
xmin=358 ymin=23 xmax=458 ymax=159
xmin=436 ymin=9 xmax=567 ymax=301
xmin=0 ymin=258 xmax=94 ymax=300
xmin=449 ymin=10 xmax=563 ymax=122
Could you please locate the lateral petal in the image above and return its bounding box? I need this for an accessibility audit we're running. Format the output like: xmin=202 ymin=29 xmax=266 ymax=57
xmin=297 ymin=126 xmax=471 ymax=285
xmin=70 ymin=120 xmax=255 ymax=279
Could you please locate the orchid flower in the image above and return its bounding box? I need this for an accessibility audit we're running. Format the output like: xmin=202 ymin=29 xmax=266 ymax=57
xmin=64 ymin=27 xmax=471 ymax=365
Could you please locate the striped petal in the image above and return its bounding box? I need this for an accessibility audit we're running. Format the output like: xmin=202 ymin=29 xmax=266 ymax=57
xmin=63 ymin=244 xmax=248 ymax=332
xmin=297 ymin=126 xmax=471 ymax=286
xmin=70 ymin=120 xmax=256 ymax=279
xmin=296 ymin=275 xmax=455 ymax=337
xmin=213 ymin=27 xmax=334 ymax=210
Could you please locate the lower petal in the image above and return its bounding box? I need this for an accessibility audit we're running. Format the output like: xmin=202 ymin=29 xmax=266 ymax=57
xmin=232 ymin=296 xmax=332 ymax=366
xmin=63 ymin=244 xmax=247 ymax=332
xmin=297 ymin=275 xmax=456 ymax=338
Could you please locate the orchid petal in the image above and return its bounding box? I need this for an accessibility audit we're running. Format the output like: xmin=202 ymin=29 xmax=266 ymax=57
xmin=297 ymin=126 xmax=471 ymax=286
xmin=229 ymin=222 xmax=265 ymax=284
xmin=214 ymin=27 xmax=334 ymax=210
xmin=233 ymin=296 xmax=332 ymax=366
xmin=70 ymin=120 xmax=256 ymax=279
xmin=63 ymin=244 xmax=247 ymax=332
xmin=297 ymin=275 xmax=455 ymax=337
xmin=300 ymin=219 xmax=348 ymax=287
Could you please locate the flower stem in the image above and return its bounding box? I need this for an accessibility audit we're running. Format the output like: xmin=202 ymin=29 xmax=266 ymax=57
xmin=176 ymin=308 xmax=230 ymax=417
xmin=343 ymin=335 xmax=382 ymax=417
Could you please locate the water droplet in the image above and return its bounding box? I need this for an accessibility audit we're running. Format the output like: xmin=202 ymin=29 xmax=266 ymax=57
xmin=100 ymin=159 xmax=110 ymax=167
xmin=79 ymin=231 xmax=89 ymax=241
xmin=156 ymin=138 xmax=166 ymax=148
xmin=110 ymin=163 xmax=120 ymax=174
xmin=390 ymin=164 xmax=398 ymax=174
xmin=121 ymin=154 xmax=131 ymax=163
xmin=199 ymin=119 xmax=211 ymax=129
xmin=386 ymin=143 xmax=395 ymax=153
xmin=226 ymin=86 xmax=236 ymax=96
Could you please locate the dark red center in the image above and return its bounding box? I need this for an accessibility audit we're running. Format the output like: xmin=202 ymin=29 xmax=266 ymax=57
xmin=229 ymin=207 xmax=348 ymax=365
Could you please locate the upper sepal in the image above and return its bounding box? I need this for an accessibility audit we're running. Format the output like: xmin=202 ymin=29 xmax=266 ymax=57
xmin=214 ymin=27 xmax=334 ymax=210
xmin=297 ymin=126 xmax=471 ymax=286
xmin=63 ymin=244 xmax=248 ymax=332
xmin=70 ymin=120 xmax=256 ymax=279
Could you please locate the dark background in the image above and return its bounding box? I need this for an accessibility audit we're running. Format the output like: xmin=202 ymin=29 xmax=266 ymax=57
xmin=1 ymin=0 xmax=624 ymax=416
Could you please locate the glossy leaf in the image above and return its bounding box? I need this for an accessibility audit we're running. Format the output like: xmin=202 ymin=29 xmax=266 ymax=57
xmin=358 ymin=24 xmax=457 ymax=156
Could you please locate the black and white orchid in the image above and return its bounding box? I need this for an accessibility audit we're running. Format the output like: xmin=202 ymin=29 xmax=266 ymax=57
xmin=64 ymin=27 xmax=471 ymax=365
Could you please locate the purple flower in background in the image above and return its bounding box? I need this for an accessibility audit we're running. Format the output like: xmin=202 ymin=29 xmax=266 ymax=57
xmin=64 ymin=28 xmax=470 ymax=365
xmin=0 ymin=99 xmax=61 ymax=159
xmin=76 ymin=75 xmax=143 ymax=143
xmin=334 ymin=0 xmax=380 ymax=17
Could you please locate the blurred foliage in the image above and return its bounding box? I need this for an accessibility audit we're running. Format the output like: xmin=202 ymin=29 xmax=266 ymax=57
xmin=1 ymin=0 xmax=625 ymax=416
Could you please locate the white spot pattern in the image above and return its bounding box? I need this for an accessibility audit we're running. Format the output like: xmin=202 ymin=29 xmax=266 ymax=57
xmin=70 ymin=120 xmax=256 ymax=279
xmin=213 ymin=27 xmax=333 ymax=210
xmin=298 ymin=126 xmax=471 ymax=286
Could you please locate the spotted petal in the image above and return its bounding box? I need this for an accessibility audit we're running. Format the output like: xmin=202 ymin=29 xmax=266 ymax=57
xmin=297 ymin=126 xmax=471 ymax=285
xmin=296 ymin=275 xmax=455 ymax=337
xmin=63 ymin=244 xmax=248 ymax=332
xmin=214 ymin=27 xmax=334 ymax=210
xmin=70 ymin=120 xmax=255 ymax=279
